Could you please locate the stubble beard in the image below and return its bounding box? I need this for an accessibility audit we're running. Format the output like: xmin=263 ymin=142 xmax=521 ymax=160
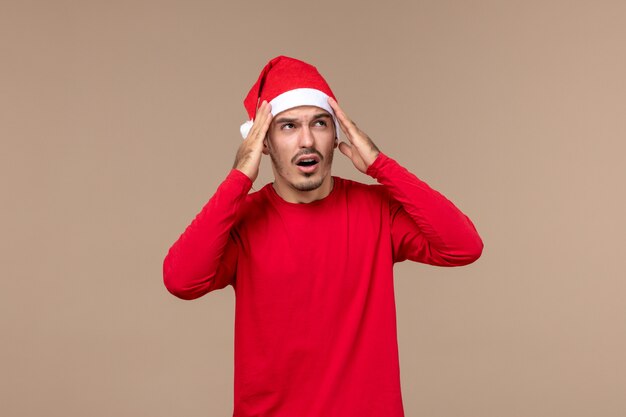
xmin=270 ymin=149 xmax=334 ymax=192
xmin=293 ymin=175 xmax=324 ymax=192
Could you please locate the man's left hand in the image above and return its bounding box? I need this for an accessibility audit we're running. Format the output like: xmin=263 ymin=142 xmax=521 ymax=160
xmin=328 ymin=97 xmax=380 ymax=173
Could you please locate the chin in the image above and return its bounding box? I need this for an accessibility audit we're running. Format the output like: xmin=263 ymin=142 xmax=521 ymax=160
xmin=293 ymin=177 xmax=324 ymax=192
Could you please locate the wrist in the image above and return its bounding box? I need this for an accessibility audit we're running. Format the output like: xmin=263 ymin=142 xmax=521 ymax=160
xmin=365 ymin=151 xmax=387 ymax=177
xmin=235 ymin=166 xmax=257 ymax=182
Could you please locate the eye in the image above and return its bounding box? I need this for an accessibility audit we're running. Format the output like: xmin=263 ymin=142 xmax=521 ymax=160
xmin=281 ymin=123 xmax=295 ymax=130
xmin=313 ymin=119 xmax=327 ymax=127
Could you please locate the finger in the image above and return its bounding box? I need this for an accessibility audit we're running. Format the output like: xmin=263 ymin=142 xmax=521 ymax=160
xmin=256 ymin=102 xmax=273 ymax=135
xmin=248 ymin=101 xmax=272 ymax=142
xmin=328 ymin=97 xmax=350 ymax=132
xmin=338 ymin=141 xmax=353 ymax=159
xmin=328 ymin=97 xmax=356 ymax=129
xmin=254 ymin=101 xmax=271 ymax=127
xmin=328 ymin=97 xmax=358 ymax=142
xmin=245 ymin=101 xmax=266 ymax=138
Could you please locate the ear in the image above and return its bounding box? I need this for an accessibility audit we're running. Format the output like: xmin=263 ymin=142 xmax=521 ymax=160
xmin=333 ymin=137 xmax=338 ymax=149
xmin=262 ymin=136 xmax=270 ymax=155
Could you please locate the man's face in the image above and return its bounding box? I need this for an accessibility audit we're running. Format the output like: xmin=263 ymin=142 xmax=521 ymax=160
xmin=263 ymin=105 xmax=337 ymax=198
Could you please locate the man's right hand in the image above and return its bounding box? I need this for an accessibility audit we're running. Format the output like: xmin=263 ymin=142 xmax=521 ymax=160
xmin=233 ymin=101 xmax=273 ymax=182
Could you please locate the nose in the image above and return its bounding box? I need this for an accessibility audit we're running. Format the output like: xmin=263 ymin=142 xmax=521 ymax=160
xmin=298 ymin=125 xmax=315 ymax=148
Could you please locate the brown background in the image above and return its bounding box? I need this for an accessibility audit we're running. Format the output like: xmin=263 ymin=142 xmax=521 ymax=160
xmin=2 ymin=1 xmax=625 ymax=416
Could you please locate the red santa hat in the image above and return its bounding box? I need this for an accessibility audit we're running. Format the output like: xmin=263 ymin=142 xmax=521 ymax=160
xmin=240 ymin=55 xmax=339 ymax=139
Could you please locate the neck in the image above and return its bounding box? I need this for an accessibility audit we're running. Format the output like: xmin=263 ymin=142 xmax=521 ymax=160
xmin=272 ymin=176 xmax=334 ymax=204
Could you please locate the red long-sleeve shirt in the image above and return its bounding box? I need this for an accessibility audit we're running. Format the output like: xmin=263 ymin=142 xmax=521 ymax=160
xmin=163 ymin=152 xmax=483 ymax=417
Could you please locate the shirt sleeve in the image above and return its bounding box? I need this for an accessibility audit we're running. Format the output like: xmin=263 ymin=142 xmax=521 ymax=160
xmin=162 ymin=169 xmax=252 ymax=299
xmin=366 ymin=152 xmax=484 ymax=266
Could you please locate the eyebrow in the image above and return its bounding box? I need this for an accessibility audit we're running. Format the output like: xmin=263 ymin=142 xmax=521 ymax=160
xmin=274 ymin=113 xmax=332 ymax=124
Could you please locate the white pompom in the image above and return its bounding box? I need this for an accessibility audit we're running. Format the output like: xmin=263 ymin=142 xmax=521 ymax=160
xmin=240 ymin=120 xmax=254 ymax=139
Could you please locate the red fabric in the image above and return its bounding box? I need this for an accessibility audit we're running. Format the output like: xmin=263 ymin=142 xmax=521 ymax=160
xmin=163 ymin=153 xmax=483 ymax=417
xmin=243 ymin=55 xmax=337 ymax=120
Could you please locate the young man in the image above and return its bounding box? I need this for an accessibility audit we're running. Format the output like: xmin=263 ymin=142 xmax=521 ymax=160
xmin=163 ymin=55 xmax=483 ymax=417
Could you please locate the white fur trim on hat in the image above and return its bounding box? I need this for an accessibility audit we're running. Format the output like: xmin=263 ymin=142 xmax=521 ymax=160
xmin=240 ymin=120 xmax=254 ymax=139
xmin=239 ymin=88 xmax=340 ymax=139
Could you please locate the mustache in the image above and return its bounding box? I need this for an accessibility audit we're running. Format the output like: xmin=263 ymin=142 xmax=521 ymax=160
xmin=291 ymin=148 xmax=323 ymax=164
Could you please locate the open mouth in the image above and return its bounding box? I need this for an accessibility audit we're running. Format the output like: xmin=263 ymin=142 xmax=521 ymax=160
xmin=296 ymin=158 xmax=319 ymax=167
xmin=295 ymin=154 xmax=321 ymax=173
